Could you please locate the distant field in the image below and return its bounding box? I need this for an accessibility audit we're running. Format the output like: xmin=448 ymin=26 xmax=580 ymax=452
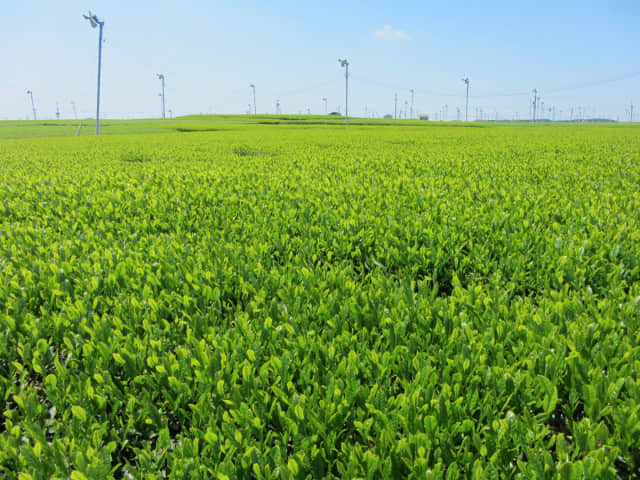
xmin=0 ymin=115 xmax=626 ymax=140
xmin=1 ymin=122 xmax=639 ymax=478
xmin=0 ymin=115 xmax=424 ymax=139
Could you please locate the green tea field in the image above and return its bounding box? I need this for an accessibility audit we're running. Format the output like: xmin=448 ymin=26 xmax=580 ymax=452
xmin=1 ymin=119 xmax=639 ymax=479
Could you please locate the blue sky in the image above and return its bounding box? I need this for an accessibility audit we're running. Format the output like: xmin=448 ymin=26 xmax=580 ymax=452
xmin=1 ymin=0 xmax=638 ymax=120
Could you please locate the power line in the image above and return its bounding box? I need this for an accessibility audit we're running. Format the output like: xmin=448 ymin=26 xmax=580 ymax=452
xmin=351 ymin=70 xmax=640 ymax=100
xmin=276 ymin=79 xmax=339 ymax=99
xmin=544 ymin=71 xmax=640 ymax=94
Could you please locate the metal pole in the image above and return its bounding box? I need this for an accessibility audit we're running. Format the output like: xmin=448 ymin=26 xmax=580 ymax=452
xmin=465 ymin=80 xmax=469 ymax=122
xmin=345 ymin=63 xmax=349 ymax=125
xmin=95 ymin=20 xmax=103 ymax=135
xmin=410 ymin=89 xmax=414 ymax=119
xmin=339 ymin=59 xmax=349 ymax=125
xmin=158 ymin=75 xmax=166 ymax=119
xmin=394 ymin=93 xmax=397 ymax=119
xmin=26 ymin=91 xmax=37 ymax=120
xmin=162 ymin=77 xmax=165 ymax=118
xmin=250 ymin=84 xmax=256 ymax=114
xmin=532 ymin=89 xmax=538 ymax=124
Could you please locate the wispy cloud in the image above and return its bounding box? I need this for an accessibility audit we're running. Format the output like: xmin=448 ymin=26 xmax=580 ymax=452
xmin=375 ymin=25 xmax=409 ymax=40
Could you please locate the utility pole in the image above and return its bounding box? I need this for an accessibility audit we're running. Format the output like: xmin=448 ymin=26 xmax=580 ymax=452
xmin=83 ymin=12 xmax=104 ymax=135
xmin=394 ymin=93 xmax=398 ymax=119
xmin=322 ymin=97 xmax=327 ymax=115
xmin=338 ymin=59 xmax=349 ymax=125
xmin=410 ymin=89 xmax=414 ymax=119
xmin=249 ymin=84 xmax=256 ymax=114
xmin=462 ymin=77 xmax=470 ymax=122
xmin=532 ymin=89 xmax=539 ymax=124
xmin=157 ymin=74 xmax=166 ymax=119
xmin=26 ymin=90 xmax=37 ymax=120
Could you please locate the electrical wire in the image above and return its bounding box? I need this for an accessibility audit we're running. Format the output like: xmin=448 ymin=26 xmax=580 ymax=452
xmin=351 ymin=70 xmax=640 ymax=99
xmin=275 ymin=79 xmax=341 ymax=99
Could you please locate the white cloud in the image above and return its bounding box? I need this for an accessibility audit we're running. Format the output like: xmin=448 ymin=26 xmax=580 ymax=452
xmin=375 ymin=25 xmax=409 ymax=40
